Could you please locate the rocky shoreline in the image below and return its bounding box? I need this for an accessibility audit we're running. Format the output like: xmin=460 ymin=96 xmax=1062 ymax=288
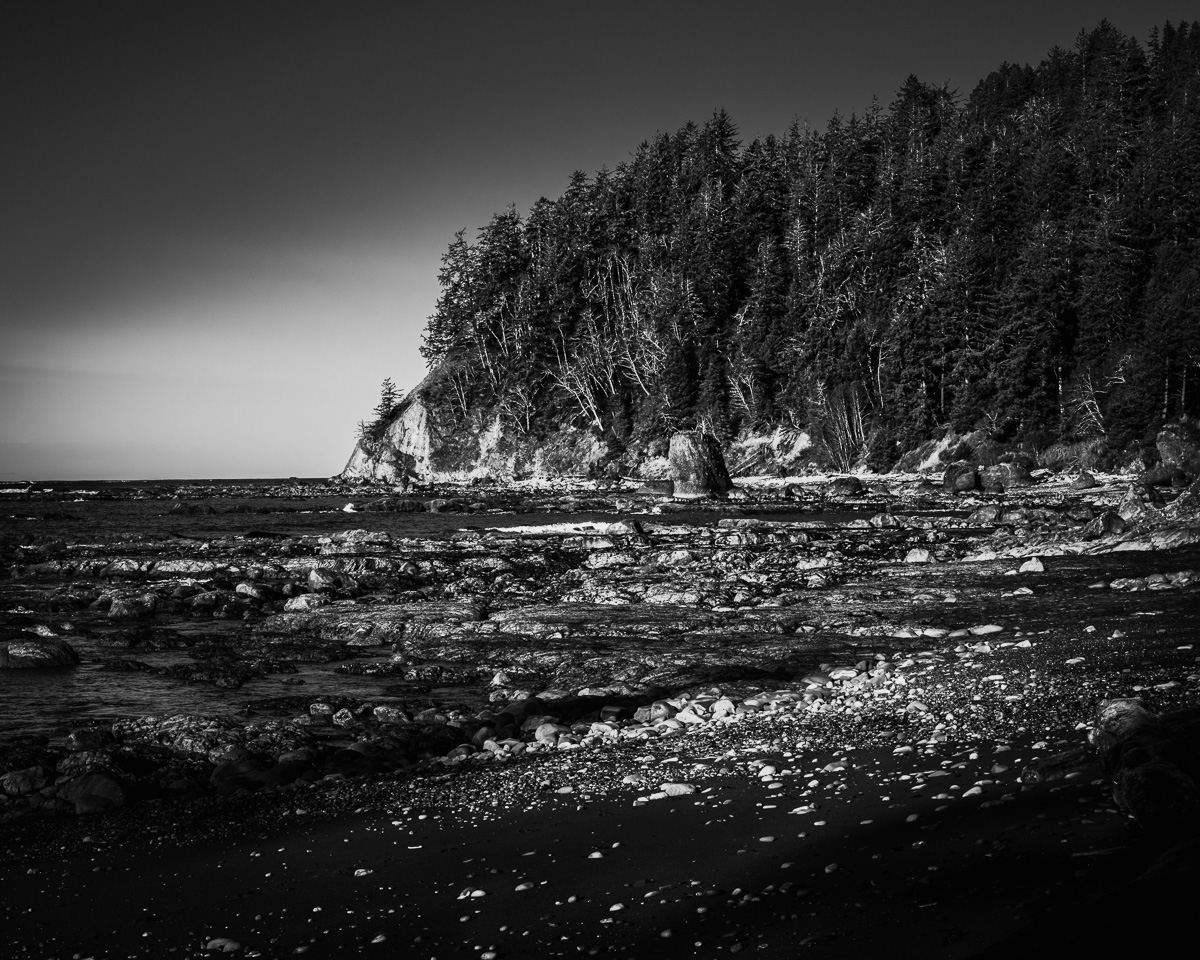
xmin=3 ymin=468 xmax=1200 ymax=955
xmin=1 ymin=469 xmax=1197 ymax=822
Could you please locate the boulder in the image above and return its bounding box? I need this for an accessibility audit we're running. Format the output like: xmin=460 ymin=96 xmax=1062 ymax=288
xmin=980 ymin=462 xmax=1033 ymax=492
xmin=1 ymin=766 xmax=49 ymax=796
xmin=308 ymin=568 xmax=353 ymax=592
xmin=942 ymin=462 xmax=979 ymax=493
xmin=0 ymin=637 xmax=80 ymax=669
xmin=1070 ymin=471 xmax=1099 ymax=490
xmin=283 ymin=593 xmax=328 ymax=612
xmin=1156 ymin=422 xmax=1200 ymax=476
xmin=968 ymin=504 xmax=1004 ymax=524
xmin=57 ymin=772 xmax=126 ymax=814
xmin=668 ymin=432 xmax=733 ymax=498
xmin=1142 ymin=464 xmax=1188 ymax=488
xmin=827 ymin=476 xmax=864 ymax=497
xmin=1081 ymin=511 xmax=1128 ymax=540
xmin=107 ymin=594 xmax=158 ymax=619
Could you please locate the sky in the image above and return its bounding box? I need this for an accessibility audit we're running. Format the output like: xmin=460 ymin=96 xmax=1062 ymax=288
xmin=2 ymin=1 xmax=1195 ymax=480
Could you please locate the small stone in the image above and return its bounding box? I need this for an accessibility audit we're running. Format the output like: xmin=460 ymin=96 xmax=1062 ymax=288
xmin=659 ymin=782 xmax=696 ymax=797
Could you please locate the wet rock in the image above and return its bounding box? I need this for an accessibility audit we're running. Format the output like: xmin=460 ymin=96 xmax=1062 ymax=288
xmin=108 ymin=594 xmax=159 ymax=619
xmin=0 ymin=637 xmax=80 ymax=669
xmin=283 ymin=593 xmax=328 ymax=612
xmin=258 ymin=600 xmax=486 ymax=648
xmin=827 ymin=476 xmax=864 ymax=497
xmin=1 ymin=766 xmax=49 ymax=796
xmin=1071 ymin=471 xmax=1099 ymax=490
xmin=373 ymin=705 xmax=410 ymax=724
xmin=534 ymin=722 xmax=571 ymax=746
xmin=942 ymin=462 xmax=979 ymax=493
xmin=981 ymin=463 xmax=1033 ymax=492
xmin=308 ymin=567 xmax=355 ymax=592
xmin=57 ymin=749 xmax=121 ymax=778
xmin=235 ymin=581 xmax=277 ymax=602
xmin=1082 ymin=511 xmax=1128 ymax=540
xmin=211 ymin=757 xmax=272 ymax=794
xmin=668 ymin=432 xmax=733 ymax=498
xmin=113 ymin=715 xmax=247 ymax=759
xmin=968 ymin=505 xmax=1003 ymax=524
xmin=318 ymin=529 xmax=393 ymax=555
xmin=57 ymin=772 xmax=126 ymax=814
xmin=65 ymin=728 xmax=115 ymax=752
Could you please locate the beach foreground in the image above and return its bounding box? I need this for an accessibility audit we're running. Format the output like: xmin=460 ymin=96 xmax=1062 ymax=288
xmin=3 ymin=710 xmax=1194 ymax=959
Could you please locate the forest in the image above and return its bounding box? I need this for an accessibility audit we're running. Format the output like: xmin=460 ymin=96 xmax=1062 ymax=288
xmin=415 ymin=21 xmax=1200 ymax=470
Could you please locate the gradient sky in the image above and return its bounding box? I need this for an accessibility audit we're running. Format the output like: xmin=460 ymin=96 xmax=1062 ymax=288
xmin=2 ymin=1 xmax=1195 ymax=480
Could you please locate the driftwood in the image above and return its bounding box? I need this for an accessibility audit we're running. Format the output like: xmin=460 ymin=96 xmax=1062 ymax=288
xmin=1022 ymin=698 xmax=1200 ymax=834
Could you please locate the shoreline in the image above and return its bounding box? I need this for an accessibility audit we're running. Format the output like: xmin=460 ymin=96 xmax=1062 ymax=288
xmin=3 ymin=471 xmax=1199 ymax=956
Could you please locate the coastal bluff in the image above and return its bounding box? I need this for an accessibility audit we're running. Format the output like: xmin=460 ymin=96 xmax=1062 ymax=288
xmin=340 ymin=372 xmax=606 ymax=484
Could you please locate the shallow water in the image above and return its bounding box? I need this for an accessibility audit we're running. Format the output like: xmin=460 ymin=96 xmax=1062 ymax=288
xmin=0 ymin=482 xmax=882 ymax=743
xmin=20 ymin=476 xmax=1147 ymax=746
xmin=0 ymin=644 xmax=397 ymax=740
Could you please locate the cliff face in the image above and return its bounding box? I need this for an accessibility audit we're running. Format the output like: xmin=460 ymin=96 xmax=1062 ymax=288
xmin=341 ymin=385 xmax=434 ymax=482
xmin=340 ymin=373 xmax=608 ymax=483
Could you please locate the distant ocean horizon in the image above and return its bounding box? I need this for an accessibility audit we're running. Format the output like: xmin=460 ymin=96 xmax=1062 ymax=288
xmin=1 ymin=476 xmax=335 ymax=489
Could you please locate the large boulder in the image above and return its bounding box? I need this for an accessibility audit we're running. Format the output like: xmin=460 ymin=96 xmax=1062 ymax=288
xmin=668 ymin=432 xmax=733 ymax=498
xmin=0 ymin=637 xmax=80 ymax=669
xmin=827 ymin=476 xmax=864 ymax=497
xmin=942 ymin=462 xmax=979 ymax=493
xmin=980 ymin=462 xmax=1034 ymax=493
xmin=1157 ymin=422 xmax=1200 ymax=477
xmin=57 ymin=772 xmax=126 ymax=814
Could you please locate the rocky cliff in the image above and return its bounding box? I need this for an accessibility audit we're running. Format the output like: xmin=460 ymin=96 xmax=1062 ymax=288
xmin=340 ymin=368 xmax=826 ymax=484
xmin=341 ymin=372 xmax=608 ymax=483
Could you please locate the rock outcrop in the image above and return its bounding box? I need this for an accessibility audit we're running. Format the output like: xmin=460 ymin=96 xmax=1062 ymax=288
xmin=668 ymin=432 xmax=733 ymax=498
xmin=1157 ymin=421 xmax=1200 ymax=477
xmin=942 ymin=462 xmax=979 ymax=493
xmin=0 ymin=638 xmax=80 ymax=669
xmin=341 ymin=371 xmax=605 ymax=483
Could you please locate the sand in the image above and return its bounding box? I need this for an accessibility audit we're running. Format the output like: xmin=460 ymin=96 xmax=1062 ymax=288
xmin=4 ymin=720 xmax=1186 ymax=960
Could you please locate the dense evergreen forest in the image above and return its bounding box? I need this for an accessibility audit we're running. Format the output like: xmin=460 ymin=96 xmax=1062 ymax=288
xmin=418 ymin=21 xmax=1200 ymax=469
